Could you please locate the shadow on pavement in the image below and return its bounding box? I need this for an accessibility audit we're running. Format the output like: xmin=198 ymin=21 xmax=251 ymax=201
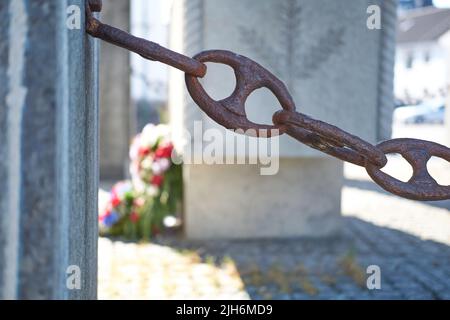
xmin=149 ymin=216 xmax=450 ymax=300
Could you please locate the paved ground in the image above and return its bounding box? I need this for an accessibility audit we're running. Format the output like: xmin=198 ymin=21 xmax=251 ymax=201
xmin=99 ymin=124 xmax=450 ymax=300
xmin=98 ymin=216 xmax=450 ymax=300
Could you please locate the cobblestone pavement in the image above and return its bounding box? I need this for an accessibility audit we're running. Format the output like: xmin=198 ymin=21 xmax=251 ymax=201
xmin=99 ymin=125 xmax=450 ymax=300
xmin=99 ymin=213 xmax=450 ymax=300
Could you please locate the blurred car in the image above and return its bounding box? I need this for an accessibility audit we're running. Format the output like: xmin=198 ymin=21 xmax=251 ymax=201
xmin=418 ymin=105 xmax=445 ymax=124
xmin=393 ymin=100 xmax=445 ymax=124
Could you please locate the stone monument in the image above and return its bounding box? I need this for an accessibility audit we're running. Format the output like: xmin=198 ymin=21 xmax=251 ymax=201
xmin=168 ymin=0 xmax=396 ymax=239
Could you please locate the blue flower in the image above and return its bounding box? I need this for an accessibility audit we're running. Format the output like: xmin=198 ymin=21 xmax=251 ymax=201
xmin=103 ymin=211 xmax=120 ymax=227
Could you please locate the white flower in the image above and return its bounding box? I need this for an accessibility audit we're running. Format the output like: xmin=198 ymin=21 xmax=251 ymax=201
xmin=151 ymin=158 xmax=171 ymax=175
xmin=151 ymin=161 xmax=162 ymax=176
xmin=133 ymin=178 xmax=146 ymax=193
xmin=140 ymin=157 xmax=153 ymax=170
xmin=113 ymin=181 xmax=133 ymax=198
xmin=129 ymin=135 xmax=141 ymax=160
xmin=154 ymin=124 xmax=171 ymax=141
xmin=129 ymin=162 xmax=140 ymax=180
xmin=159 ymin=158 xmax=171 ymax=171
xmin=140 ymin=124 xmax=159 ymax=147
xmin=145 ymin=185 xmax=159 ymax=197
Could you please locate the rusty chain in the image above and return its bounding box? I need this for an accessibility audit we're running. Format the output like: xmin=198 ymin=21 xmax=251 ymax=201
xmin=86 ymin=0 xmax=450 ymax=201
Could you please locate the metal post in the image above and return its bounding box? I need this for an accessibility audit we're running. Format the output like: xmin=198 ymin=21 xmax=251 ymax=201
xmin=0 ymin=0 xmax=98 ymax=299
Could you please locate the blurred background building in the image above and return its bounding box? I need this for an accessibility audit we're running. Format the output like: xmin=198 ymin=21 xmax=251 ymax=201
xmin=395 ymin=7 xmax=450 ymax=103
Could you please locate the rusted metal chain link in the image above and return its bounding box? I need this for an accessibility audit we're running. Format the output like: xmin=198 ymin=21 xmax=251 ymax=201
xmin=272 ymin=110 xmax=388 ymax=167
xmin=86 ymin=1 xmax=206 ymax=77
xmin=365 ymin=139 xmax=450 ymax=201
xmin=185 ymin=50 xmax=296 ymax=137
xmin=86 ymin=0 xmax=450 ymax=201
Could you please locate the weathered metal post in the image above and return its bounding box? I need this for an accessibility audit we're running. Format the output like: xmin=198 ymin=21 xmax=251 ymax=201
xmin=0 ymin=0 xmax=98 ymax=299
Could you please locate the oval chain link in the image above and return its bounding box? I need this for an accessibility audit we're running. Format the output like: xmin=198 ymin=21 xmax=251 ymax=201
xmin=365 ymin=139 xmax=450 ymax=201
xmin=185 ymin=50 xmax=295 ymax=137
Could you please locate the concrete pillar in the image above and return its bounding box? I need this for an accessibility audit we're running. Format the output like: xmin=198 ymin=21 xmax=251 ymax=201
xmin=169 ymin=0 xmax=397 ymax=239
xmin=99 ymin=0 xmax=132 ymax=180
xmin=0 ymin=0 xmax=98 ymax=299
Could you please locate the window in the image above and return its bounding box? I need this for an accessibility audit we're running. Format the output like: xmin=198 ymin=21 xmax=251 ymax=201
xmin=406 ymin=53 xmax=414 ymax=69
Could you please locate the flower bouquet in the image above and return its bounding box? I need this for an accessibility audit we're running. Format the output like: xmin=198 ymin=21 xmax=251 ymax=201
xmin=99 ymin=124 xmax=182 ymax=240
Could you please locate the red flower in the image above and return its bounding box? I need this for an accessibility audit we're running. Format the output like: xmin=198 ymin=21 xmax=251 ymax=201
xmin=138 ymin=146 xmax=151 ymax=157
xmin=99 ymin=210 xmax=111 ymax=222
xmin=130 ymin=212 xmax=139 ymax=223
xmin=155 ymin=143 xmax=173 ymax=159
xmin=111 ymin=192 xmax=121 ymax=208
xmin=151 ymin=175 xmax=164 ymax=187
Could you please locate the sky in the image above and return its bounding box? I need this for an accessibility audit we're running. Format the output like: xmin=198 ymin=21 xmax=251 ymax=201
xmin=433 ymin=0 xmax=450 ymax=8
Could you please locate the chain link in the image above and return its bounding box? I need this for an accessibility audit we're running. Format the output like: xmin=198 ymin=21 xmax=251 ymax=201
xmin=185 ymin=50 xmax=295 ymax=137
xmin=273 ymin=110 xmax=388 ymax=167
xmin=86 ymin=0 xmax=450 ymax=201
xmin=86 ymin=0 xmax=206 ymax=77
xmin=365 ymin=139 xmax=450 ymax=201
